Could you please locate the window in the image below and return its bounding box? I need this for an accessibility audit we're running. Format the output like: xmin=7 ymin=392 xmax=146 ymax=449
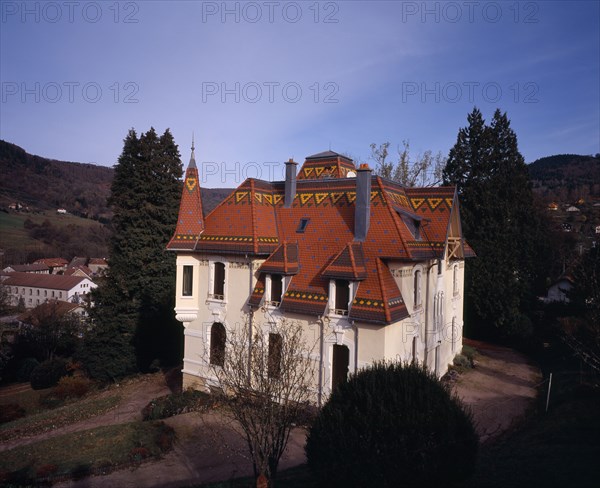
xmin=413 ymin=270 xmax=422 ymax=309
xmin=453 ymin=265 xmax=459 ymax=295
xmin=334 ymin=280 xmax=350 ymax=315
xmin=210 ymin=322 xmax=226 ymax=367
xmin=29 ymin=289 xmax=32 ymax=295
xmin=59 ymin=292 xmax=63 ymax=298
xmin=211 ymin=262 xmax=225 ymax=300
xmin=44 ymin=290 xmax=47 ymax=297
xmin=412 ymin=336 xmax=418 ymax=364
xmin=296 ymin=218 xmax=309 ymax=233
xmin=268 ymin=333 xmax=283 ymax=379
xmin=183 ymin=265 xmax=193 ymax=296
xmin=434 ymin=291 xmax=444 ymax=332
xmin=52 ymin=291 xmax=55 ymax=298
xmin=268 ymin=274 xmax=283 ymax=305
xmin=37 ymin=289 xmax=40 ymax=296
xmin=332 ymin=344 xmax=350 ymax=390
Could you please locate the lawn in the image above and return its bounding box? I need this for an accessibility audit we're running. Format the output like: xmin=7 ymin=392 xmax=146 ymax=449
xmin=0 ymin=421 xmax=174 ymax=484
xmin=0 ymin=393 xmax=121 ymax=442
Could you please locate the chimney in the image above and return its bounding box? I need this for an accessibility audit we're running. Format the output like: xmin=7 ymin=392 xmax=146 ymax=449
xmin=355 ymin=163 xmax=372 ymax=241
xmin=284 ymin=158 xmax=297 ymax=208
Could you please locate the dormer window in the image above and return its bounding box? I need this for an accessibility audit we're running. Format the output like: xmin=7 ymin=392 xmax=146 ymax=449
xmin=297 ymin=218 xmax=310 ymax=233
xmin=267 ymin=274 xmax=283 ymax=306
xmin=334 ymin=279 xmax=350 ymax=315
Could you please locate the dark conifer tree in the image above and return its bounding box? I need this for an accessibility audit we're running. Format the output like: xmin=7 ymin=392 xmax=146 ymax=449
xmin=444 ymin=109 xmax=547 ymax=339
xmin=79 ymin=128 xmax=183 ymax=380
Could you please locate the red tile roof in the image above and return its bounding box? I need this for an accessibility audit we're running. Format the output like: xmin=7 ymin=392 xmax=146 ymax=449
xmin=4 ymin=272 xmax=90 ymax=290
xmin=167 ymin=161 xmax=205 ymax=250
xmin=34 ymin=258 xmax=68 ymax=267
xmin=169 ymin=152 xmax=470 ymax=324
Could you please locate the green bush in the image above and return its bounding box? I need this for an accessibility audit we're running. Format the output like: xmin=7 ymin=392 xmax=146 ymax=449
xmin=141 ymin=389 xmax=213 ymax=421
xmin=306 ymin=362 xmax=478 ymax=488
xmin=30 ymin=358 xmax=69 ymax=390
xmin=15 ymin=357 xmax=39 ymax=382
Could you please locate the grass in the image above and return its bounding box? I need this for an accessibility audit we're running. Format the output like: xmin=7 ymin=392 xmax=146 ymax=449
xmin=0 ymin=388 xmax=43 ymax=416
xmin=0 ymin=394 xmax=121 ymax=442
xmin=0 ymin=209 xmax=104 ymax=251
xmin=0 ymin=421 xmax=174 ymax=483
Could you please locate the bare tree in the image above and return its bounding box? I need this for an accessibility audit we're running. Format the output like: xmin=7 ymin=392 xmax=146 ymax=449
xmin=371 ymin=141 xmax=446 ymax=187
xmin=210 ymin=318 xmax=318 ymax=485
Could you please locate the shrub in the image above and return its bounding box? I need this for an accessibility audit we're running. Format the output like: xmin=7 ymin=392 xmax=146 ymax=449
xmin=141 ymin=389 xmax=213 ymax=421
xmin=15 ymin=357 xmax=39 ymax=382
xmin=30 ymin=358 xmax=69 ymax=390
xmin=0 ymin=403 xmax=26 ymax=424
xmin=306 ymin=362 xmax=478 ymax=488
xmin=155 ymin=422 xmax=176 ymax=452
xmin=129 ymin=446 xmax=151 ymax=464
xmin=53 ymin=375 xmax=93 ymax=400
xmin=36 ymin=463 xmax=58 ymax=479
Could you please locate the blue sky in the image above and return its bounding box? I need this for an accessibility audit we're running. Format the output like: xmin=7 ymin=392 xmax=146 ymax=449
xmin=1 ymin=0 xmax=599 ymax=187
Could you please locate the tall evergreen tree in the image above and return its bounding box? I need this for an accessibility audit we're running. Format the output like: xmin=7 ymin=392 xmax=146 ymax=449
xmin=79 ymin=128 xmax=183 ymax=380
xmin=443 ymin=108 xmax=545 ymax=339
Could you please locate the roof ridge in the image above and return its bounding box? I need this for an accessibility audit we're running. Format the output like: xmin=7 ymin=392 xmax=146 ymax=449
xmin=348 ymin=242 xmax=358 ymax=278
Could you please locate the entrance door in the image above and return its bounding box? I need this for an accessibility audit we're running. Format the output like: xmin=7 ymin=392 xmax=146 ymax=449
xmin=332 ymin=344 xmax=350 ymax=391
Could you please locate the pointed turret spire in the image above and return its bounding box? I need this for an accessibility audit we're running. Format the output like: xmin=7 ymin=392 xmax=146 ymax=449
xmin=189 ymin=134 xmax=197 ymax=168
xmin=166 ymin=133 xmax=204 ymax=250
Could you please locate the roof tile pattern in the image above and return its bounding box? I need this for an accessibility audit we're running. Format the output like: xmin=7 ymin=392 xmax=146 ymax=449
xmin=169 ymin=153 xmax=467 ymax=324
xmin=297 ymin=151 xmax=356 ymax=180
xmin=167 ymin=164 xmax=205 ymax=250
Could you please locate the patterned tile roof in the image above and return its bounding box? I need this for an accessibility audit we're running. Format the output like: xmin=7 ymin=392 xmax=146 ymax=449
xmin=169 ymin=151 xmax=469 ymax=324
xmin=258 ymin=242 xmax=299 ymax=275
xmin=167 ymin=161 xmax=205 ymax=250
xmin=297 ymin=151 xmax=357 ymax=180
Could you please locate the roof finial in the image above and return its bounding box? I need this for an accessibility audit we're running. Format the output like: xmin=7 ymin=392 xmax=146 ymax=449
xmin=189 ymin=133 xmax=197 ymax=169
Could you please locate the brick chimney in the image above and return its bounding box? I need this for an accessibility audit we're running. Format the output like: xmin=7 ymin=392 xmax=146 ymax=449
xmin=355 ymin=163 xmax=372 ymax=241
xmin=284 ymin=158 xmax=297 ymax=208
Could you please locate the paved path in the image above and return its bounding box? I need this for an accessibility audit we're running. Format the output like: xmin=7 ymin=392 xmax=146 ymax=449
xmin=453 ymin=339 xmax=542 ymax=443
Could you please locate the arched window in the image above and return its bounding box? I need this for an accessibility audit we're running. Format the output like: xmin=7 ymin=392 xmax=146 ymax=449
xmin=210 ymin=322 xmax=226 ymax=367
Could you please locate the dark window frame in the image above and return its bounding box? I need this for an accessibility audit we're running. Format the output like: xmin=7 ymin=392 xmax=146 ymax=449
xmin=182 ymin=265 xmax=193 ymax=296
xmin=210 ymin=322 xmax=226 ymax=367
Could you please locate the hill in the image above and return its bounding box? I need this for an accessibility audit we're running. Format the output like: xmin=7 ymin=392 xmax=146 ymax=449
xmin=528 ymin=153 xmax=600 ymax=202
xmin=0 ymin=141 xmax=232 ymax=265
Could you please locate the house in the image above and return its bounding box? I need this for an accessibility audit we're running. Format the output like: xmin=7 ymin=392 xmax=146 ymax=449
xmin=596 ymin=225 xmax=600 ymax=235
xmin=34 ymin=258 xmax=69 ymax=274
xmin=547 ymin=202 xmax=558 ymax=211
xmin=64 ymin=265 xmax=93 ymax=280
xmin=544 ymin=275 xmax=574 ymax=303
xmin=17 ymin=300 xmax=86 ymax=326
xmin=3 ymin=264 xmax=50 ymax=274
xmin=3 ymin=272 xmax=96 ymax=309
xmin=57 ymin=208 xmax=67 ymax=214
xmin=566 ymin=206 xmax=580 ymax=212
xmin=167 ymin=147 xmax=473 ymax=403
xmin=88 ymin=258 xmax=108 ymax=276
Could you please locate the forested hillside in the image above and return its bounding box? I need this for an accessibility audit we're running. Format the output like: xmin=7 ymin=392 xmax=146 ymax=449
xmin=528 ymin=154 xmax=600 ymax=202
xmin=0 ymin=141 xmax=232 ymax=265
